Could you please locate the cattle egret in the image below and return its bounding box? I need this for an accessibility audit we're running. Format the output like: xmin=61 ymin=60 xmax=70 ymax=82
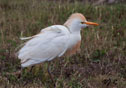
xmin=18 ymin=13 xmax=99 ymax=68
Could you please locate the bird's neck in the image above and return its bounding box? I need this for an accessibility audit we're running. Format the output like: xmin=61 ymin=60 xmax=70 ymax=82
xmin=64 ymin=24 xmax=81 ymax=34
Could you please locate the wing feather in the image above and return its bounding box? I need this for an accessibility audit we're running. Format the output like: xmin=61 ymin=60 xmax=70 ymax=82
xmin=18 ymin=25 xmax=70 ymax=67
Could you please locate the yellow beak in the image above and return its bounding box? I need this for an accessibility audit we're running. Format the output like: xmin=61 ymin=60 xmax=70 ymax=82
xmin=84 ymin=21 xmax=99 ymax=26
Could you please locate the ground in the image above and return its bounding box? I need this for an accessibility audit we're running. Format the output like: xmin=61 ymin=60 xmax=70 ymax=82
xmin=0 ymin=0 xmax=126 ymax=88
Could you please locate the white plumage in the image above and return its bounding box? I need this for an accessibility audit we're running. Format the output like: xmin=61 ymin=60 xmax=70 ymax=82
xmin=18 ymin=25 xmax=70 ymax=67
xmin=17 ymin=13 xmax=99 ymax=67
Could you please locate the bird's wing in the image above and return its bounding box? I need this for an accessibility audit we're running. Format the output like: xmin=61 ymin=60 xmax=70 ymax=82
xmin=18 ymin=25 xmax=70 ymax=67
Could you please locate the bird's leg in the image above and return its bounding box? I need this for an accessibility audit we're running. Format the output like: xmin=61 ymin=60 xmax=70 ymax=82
xmin=47 ymin=62 xmax=56 ymax=87
xmin=16 ymin=66 xmax=22 ymax=79
xmin=29 ymin=66 xmax=34 ymax=72
xmin=23 ymin=66 xmax=34 ymax=86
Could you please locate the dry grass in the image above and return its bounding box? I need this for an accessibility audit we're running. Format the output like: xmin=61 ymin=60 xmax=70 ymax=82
xmin=0 ymin=0 xmax=126 ymax=88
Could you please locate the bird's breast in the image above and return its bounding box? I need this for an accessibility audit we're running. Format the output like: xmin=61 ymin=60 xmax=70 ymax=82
xmin=65 ymin=34 xmax=81 ymax=56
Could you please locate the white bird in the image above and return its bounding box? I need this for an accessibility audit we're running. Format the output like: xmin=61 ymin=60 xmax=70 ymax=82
xmin=18 ymin=13 xmax=99 ymax=68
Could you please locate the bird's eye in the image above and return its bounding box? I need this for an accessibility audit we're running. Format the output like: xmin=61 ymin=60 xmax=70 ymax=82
xmin=81 ymin=22 xmax=85 ymax=24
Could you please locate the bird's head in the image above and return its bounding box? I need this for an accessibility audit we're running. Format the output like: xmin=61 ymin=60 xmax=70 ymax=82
xmin=64 ymin=13 xmax=99 ymax=33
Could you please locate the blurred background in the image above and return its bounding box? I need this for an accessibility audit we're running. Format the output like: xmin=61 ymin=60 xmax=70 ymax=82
xmin=0 ymin=0 xmax=126 ymax=88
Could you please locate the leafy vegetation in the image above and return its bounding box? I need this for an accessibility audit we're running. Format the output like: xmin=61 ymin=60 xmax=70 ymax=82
xmin=0 ymin=0 xmax=126 ymax=88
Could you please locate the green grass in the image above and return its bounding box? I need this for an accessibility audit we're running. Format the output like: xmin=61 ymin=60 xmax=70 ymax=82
xmin=0 ymin=0 xmax=126 ymax=88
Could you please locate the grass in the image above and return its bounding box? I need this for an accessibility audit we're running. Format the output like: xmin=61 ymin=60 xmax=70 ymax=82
xmin=0 ymin=0 xmax=126 ymax=88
